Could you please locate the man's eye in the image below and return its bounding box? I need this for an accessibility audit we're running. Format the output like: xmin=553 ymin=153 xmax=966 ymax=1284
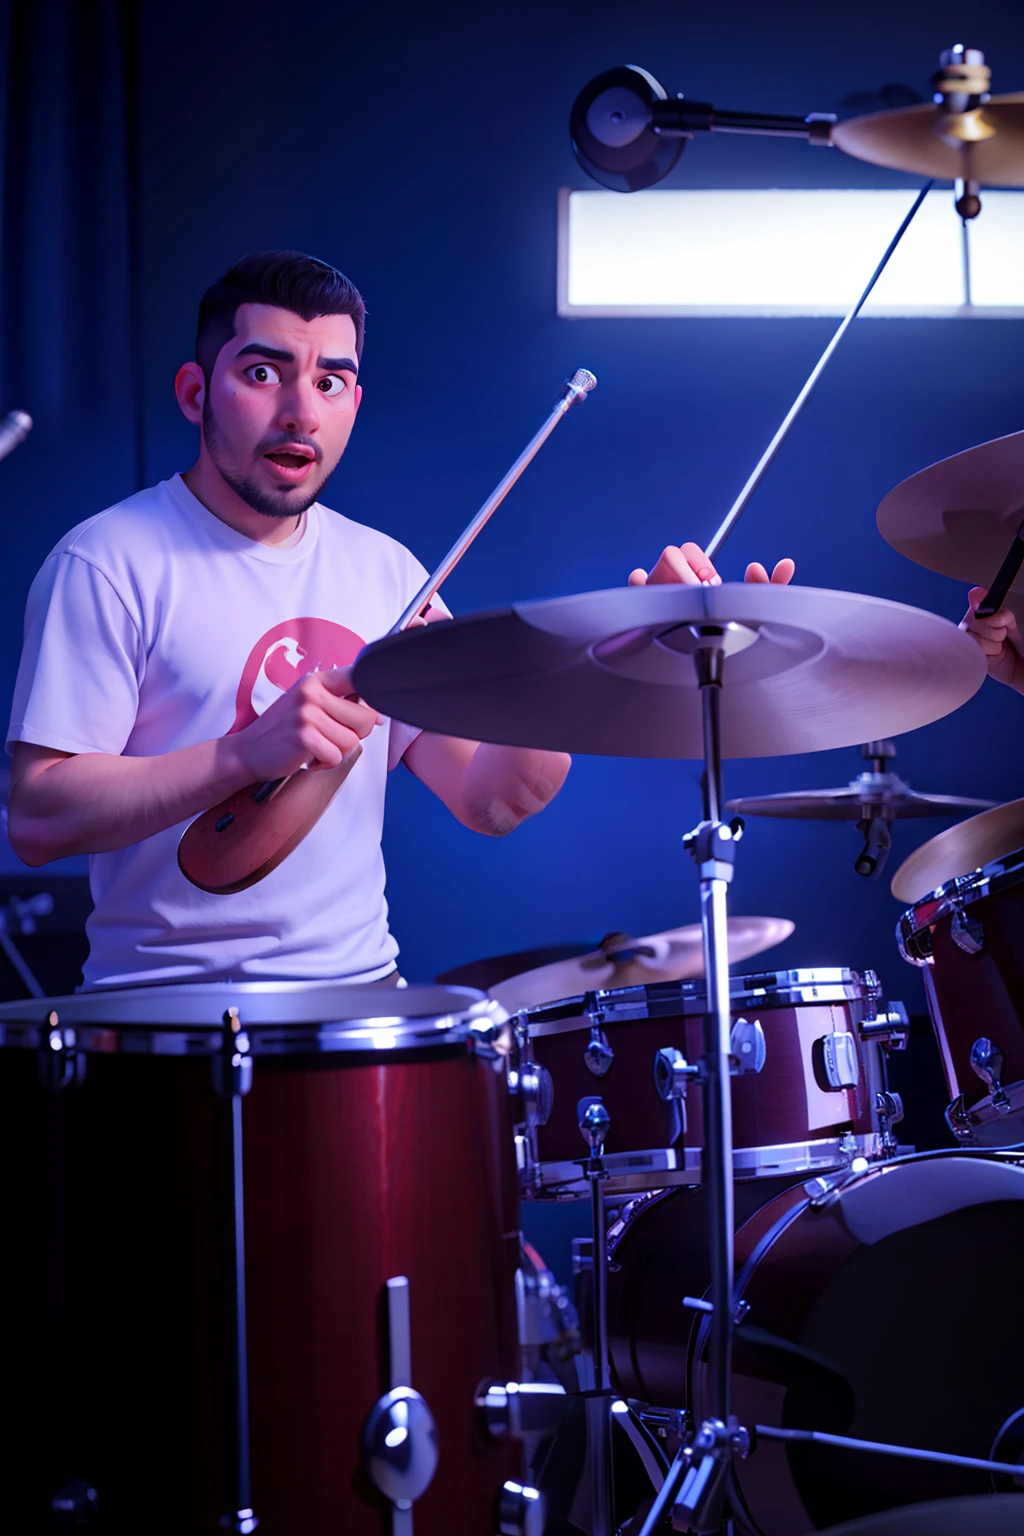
xmin=316 ymin=374 xmax=348 ymax=396
xmin=245 ymin=363 xmax=282 ymax=385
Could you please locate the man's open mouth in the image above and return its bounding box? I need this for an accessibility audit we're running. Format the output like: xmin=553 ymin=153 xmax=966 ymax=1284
xmin=265 ymin=451 xmax=314 ymax=469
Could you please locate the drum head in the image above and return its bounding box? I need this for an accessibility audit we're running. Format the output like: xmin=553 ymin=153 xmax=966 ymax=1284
xmin=818 ymin=1494 xmax=1024 ymax=1534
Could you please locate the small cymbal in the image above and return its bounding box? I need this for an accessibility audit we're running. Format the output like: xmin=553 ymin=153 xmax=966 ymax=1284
xmin=832 ymin=94 xmax=1024 ymax=185
xmin=891 ymin=797 xmax=1024 ymax=904
xmin=352 ymin=585 xmax=985 ymax=760
xmin=877 ymin=430 xmax=1024 ymax=596
xmin=728 ymin=772 xmax=995 ymax=822
xmin=489 ymin=917 xmax=795 ymax=1014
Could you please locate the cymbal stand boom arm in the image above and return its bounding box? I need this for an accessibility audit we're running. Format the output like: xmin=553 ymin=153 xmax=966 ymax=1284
xmin=705 ymin=181 xmax=934 ymax=563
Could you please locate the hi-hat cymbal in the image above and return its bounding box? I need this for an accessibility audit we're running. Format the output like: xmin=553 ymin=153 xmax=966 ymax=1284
xmin=891 ymin=796 xmax=1024 ymax=904
xmin=832 ymin=94 xmax=1024 ymax=184
xmin=352 ymin=585 xmax=985 ymax=759
xmin=728 ymin=773 xmax=995 ymax=822
xmin=489 ymin=917 xmax=795 ymax=1014
xmin=877 ymin=430 xmax=1024 ymax=595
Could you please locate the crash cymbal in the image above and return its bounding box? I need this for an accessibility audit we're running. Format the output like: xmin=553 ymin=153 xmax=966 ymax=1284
xmin=489 ymin=917 xmax=795 ymax=1014
xmin=891 ymin=796 xmax=1024 ymax=904
xmin=352 ymin=585 xmax=985 ymax=759
xmin=832 ymin=93 xmax=1024 ymax=185
xmin=877 ymin=430 xmax=1024 ymax=595
xmin=728 ymin=773 xmax=995 ymax=822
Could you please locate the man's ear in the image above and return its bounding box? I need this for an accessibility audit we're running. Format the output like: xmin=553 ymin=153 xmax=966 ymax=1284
xmin=175 ymin=361 xmax=206 ymax=425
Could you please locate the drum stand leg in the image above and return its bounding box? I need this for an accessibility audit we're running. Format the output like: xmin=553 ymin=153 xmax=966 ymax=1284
xmin=578 ymin=1099 xmax=613 ymax=1536
xmin=213 ymin=1010 xmax=259 ymax=1535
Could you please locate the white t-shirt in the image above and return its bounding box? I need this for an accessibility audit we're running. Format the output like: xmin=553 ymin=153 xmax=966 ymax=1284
xmin=7 ymin=474 xmax=435 ymax=988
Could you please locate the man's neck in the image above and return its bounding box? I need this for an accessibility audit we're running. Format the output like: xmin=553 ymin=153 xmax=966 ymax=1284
xmin=182 ymin=459 xmax=306 ymax=547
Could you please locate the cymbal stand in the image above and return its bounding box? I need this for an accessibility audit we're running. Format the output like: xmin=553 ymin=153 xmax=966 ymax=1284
xmin=578 ymin=1096 xmax=614 ymax=1536
xmin=637 ymin=620 xmax=757 ymax=1536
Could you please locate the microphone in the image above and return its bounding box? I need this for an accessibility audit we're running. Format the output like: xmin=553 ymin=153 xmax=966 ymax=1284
xmin=0 ymin=410 xmax=33 ymax=463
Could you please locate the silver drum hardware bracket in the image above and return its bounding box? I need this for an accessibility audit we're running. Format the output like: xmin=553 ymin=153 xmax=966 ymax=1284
xmin=362 ymin=1277 xmax=439 ymax=1536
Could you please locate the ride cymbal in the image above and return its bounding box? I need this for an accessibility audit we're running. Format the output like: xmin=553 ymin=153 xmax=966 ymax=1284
xmin=352 ymin=585 xmax=985 ymax=760
xmin=832 ymin=93 xmax=1024 ymax=186
xmin=877 ymin=430 xmax=1024 ymax=597
xmin=891 ymin=796 xmax=1024 ymax=904
xmin=488 ymin=917 xmax=795 ymax=1014
xmin=728 ymin=774 xmax=995 ymax=822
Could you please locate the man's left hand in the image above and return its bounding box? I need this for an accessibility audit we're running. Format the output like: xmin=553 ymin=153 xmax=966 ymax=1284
xmin=628 ymin=542 xmax=795 ymax=588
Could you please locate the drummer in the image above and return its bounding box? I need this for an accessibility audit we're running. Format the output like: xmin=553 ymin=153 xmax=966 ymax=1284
xmin=961 ymin=589 xmax=1024 ymax=695
xmin=5 ymin=249 xmax=792 ymax=990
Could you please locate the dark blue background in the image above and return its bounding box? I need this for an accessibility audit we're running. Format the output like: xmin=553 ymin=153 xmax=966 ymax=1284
xmin=2 ymin=0 xmax=1024 ymax=1018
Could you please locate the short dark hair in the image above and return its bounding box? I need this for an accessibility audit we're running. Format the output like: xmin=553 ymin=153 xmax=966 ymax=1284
xmin=195 ymin=250 xmax=366 ymax=382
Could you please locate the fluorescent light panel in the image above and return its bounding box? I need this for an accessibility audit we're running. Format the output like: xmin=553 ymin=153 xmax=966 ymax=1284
xmin=559 ymin=188 xmax=1024 ymax=317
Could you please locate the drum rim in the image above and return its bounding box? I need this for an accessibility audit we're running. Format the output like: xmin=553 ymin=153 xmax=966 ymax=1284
xmin=522 ymin=966 xmax=875 ymax=1034
xmin=899 ymin=841 xmax=1024 ymax=937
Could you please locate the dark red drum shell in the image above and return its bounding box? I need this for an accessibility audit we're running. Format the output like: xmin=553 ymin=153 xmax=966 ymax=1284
xmin=530 ymin=1002 xmax=876 ymax=1168
xmin=602 ymin=1152 xmax=1024 ymax=1535
xmin=1 ymin=1045 xmax=521 ymax=1536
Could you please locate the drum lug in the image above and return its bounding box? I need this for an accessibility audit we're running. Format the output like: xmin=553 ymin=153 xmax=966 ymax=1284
xmin=859 ymin=1001 xmax=910 ymax=1051
xmin=654 ymin=1047 xmax=701 ymax=1101
xmin=476 ymin=1379 xmax=569 ymax=1440
xmin=584 ymin=1026 xmax=615 ymax=1077
xmin=822 ymin=1031 xmax=860 ymax=1090
xmin=38 ymin=1011 xmax=86 ymax=1093
xmin=970 ymin=1037 xmax=1012 ymax=1113
xmin=212 ymin=1008 xmax=253 ymax=1098
xmin=944 ymin=1092 xmax=975 ymax=1142
xmin=729 ymin=1017 xmax=766 ymax=1075
xmin=874 ymin=1090 xmax=904 ymax=1154
xmin=363 ymin=1276 xmax=440 ymax=1518
xmin=496 ymin=1480 xmax=546 ymax=1536
xmin=951 ymin=905 xmax=985 ymax=955
xmin=508 ymin=1059 xmax=554 ymax=1128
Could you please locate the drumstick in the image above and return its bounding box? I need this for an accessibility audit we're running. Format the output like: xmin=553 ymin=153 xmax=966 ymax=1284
xmin=974 ymin=512 xmax=1024 ymax=618
xmin=177 ymin=369 xmax=597 ymax=894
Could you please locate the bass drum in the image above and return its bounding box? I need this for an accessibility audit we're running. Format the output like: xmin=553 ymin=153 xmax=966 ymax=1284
xmin=602 ymin=1152 xmax=1024 ymax=1533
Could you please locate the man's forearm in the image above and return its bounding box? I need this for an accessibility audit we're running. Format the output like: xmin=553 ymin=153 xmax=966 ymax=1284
xmin=460 ymin=744 xmax=571 ymax=836
xmin=8 ymin=736 xmax=253 ymax=864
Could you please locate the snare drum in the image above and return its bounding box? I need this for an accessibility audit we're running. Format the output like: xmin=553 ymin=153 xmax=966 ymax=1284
xmin=0 ymin=982 xmax=524 ymax=1536
xmin=898 ymin=844 xmax=1024 ymax=1145
xmin=510 ymin=968 xmax=907 ymax=1197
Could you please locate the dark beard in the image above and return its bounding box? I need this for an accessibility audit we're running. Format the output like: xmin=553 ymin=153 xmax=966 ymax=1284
xmin=202 ymin=397 xmax=327 ymax=520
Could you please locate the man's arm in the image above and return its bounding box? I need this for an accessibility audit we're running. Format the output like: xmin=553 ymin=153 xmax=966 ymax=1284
xmin=960 ymin=587 xmax=1024 ymax=695
xmin=402 ymin=732 xmax=571 ymax=837
xmin=8 ymin=667 xmax=381 ymax=866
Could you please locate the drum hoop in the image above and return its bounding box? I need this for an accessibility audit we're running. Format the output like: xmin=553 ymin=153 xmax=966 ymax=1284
xmin=524 ymin=968 xmax=871 ymax=1035
xmin=902 ymin=841 xmax=1024 ymax=933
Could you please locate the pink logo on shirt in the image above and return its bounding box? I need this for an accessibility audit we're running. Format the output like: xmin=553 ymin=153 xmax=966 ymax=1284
xmin=230 ymin=617 xmax=365 ymax=733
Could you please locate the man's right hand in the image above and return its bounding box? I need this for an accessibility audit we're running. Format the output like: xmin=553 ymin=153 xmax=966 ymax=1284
xmin=961 ymin=588 xmax=1024 ymax=695
xmin=230 ymin=666 xmax=382 ymax=781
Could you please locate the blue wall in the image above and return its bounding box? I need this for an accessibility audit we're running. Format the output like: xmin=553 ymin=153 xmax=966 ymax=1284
xmin=4 ymin=0 xmax=1024 ymax=1010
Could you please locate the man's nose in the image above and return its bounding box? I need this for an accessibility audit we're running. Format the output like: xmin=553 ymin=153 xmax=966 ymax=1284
xmin=276 ymin=381 xmax=320 ymax=436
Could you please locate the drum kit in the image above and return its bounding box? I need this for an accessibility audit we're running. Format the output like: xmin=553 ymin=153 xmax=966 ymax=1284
xmin=6 ymin=37 xmax=1024 ymax=1536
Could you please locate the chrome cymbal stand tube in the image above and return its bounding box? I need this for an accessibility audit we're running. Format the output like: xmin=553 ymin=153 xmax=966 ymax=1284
xmin=213 ymin=1010 xmax=258 ymax=1535
xmin=578 ymin=1097 xmax=614 ymax=1536
xmin=704 ymin=183 xmax=932 ymax=563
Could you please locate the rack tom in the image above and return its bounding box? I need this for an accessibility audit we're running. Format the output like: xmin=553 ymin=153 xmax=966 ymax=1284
xmin=510 ymin=968 xmax=907 ymax=1197
xmin=0 ymin=981 xmax=528 ymax=1536
xmin=899 ymin=843 xmax=1024 ymax=1146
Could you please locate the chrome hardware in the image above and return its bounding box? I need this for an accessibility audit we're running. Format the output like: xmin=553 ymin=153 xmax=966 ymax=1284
xmin=517 ymin=1249 xmax=580 ymax=1366
xmin=362 ymin=1387 xmax=439 ymax=1508
xmin=469 ymin=1014 xmax=504 ymax=1059
xmin=729 ymin=1016 xmax=766 ymax=1075
xmin=38 ymin=1011 xmax=85 ymax=1093
xmin=803 ymin=1164 xmax=861 ymax=1207
xmin=682 ymin=1294 xmax=750 ymax=1325
xmin=497 ymin=1480 xmax=546 ymax=1536
xmin=584 ymin=1026 xmax=615 ymax=1077
xmin=363 ymin=1275 xmax=438 ymax=1530
xmin=822 ymin=1031 xmax=860 ymax=1090
xmin=578 ymin=1096 xmax=611 ymax=1157
xmin=509 ymin=1059 xmax=554 ymax=1129
xmin=951 ymin=906 xmax=985 ymax=955
xmin=970 ymin=1037 xmax=1011 ymax=1112
xmin=654 ymin=1047 xmax=699 ymax=1102
xmin=875 ymin=1089 xmax=904 ymax=1155
xmin=218 ymin=1511 xmax=258 ymax=1534
xmin=212 ymin=1007 xmax=254 ymax=1098
xmin=476 ymin=1379 xmax=568 ymax=1439
xmin=859 ymin=1001 xmax=910 ymax=1050
xmin=611 ymin=1399 xmax=668 ymax=1492
xmin=945 ymin=1093 xmax=975 ymax=1142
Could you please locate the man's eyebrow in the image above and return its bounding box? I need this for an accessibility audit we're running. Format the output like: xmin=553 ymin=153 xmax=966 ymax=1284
xmin=317 ymin=356 xmax=358 ymax=374
xmin=235 ymin=343 xmax=294 ymax=362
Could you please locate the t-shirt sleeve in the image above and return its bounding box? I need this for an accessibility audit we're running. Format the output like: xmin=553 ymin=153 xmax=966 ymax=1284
xmin=7 ymin=552 xmax=143 ymax=757
xmin=386 ymin=557 xmax=453 ymax=771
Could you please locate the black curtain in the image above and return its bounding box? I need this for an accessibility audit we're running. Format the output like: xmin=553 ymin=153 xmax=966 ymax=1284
xmin=0 ymin=0 xmax=142 ymax=709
